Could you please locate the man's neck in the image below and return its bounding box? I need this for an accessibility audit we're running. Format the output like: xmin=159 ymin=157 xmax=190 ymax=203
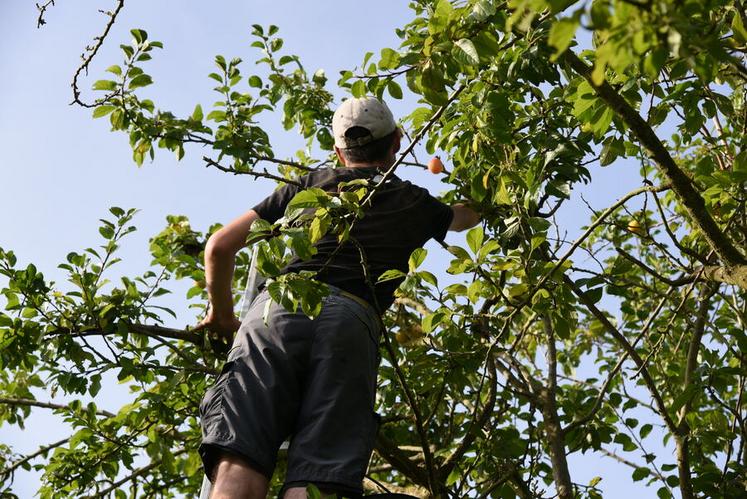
xmin=345 ymin=158 xmax=394 ymax=170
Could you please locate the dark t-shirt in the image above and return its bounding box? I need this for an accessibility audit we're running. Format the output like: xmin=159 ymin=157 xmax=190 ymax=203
xmin=252 ymin=166 xmax=453 ymax=311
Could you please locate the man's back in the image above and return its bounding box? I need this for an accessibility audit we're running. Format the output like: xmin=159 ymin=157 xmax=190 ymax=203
xmin=252 ymin=165 xmax=454 ymax=311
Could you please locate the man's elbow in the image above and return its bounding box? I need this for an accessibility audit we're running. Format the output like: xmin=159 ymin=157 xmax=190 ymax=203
xmin=449 ymin=204 xmax=481 ymax=232
xmin=205 ymin=231 xmax=237 ymax=259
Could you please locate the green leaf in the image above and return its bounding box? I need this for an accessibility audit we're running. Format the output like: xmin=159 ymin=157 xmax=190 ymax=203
xmin=632 ymin=467 xmax=649 ymax=482
xmin=733 ymin=10 xmax=747 ymax=43
xmin=110 ymin=109 xmax=125 ymax=129
xmin=454 ymin=38 xmax=480 ymax=65
xmin=309 ymin=216 xmax=328 ymax=244
xmin=495 ymin=178 xmax=512 ymax=205
xmin=130 ymin=29 xmax=148 ymax=44
xmin=286 ymin=188 xmax=328 ymax=211
xmin=509 ymin=283 xmax=529 ymax=298
xmin=99 ymin=225 xmax=115 ymax=239
xmin=92 ymin=105 xmax=117 ymax=118
xmin=21 ymin=307 xmax=37 ymax=319
xmin=377 ymin=269 xmax=406 ymax=282
xmin=128 ymin=74 xmax=153 ymax=90
xmin=422 ymin=311 xmax=445 ymax=333
xmin=408 ymin=248 xmax=427 ymax=271
xmin=191 ymin=104 xmax=203 ymax=121
xmin=120 ymin=44 xmax=134 ymax=59
xmin=248 ymin=75 xmax=262 ymax=88
xmin=387 ymin=80 xmax=403 ymax=99
xmin=466 ymin=226 xmax=484 ymax=254
xmin=470 ymin=0 xmax=496 ymax=22
xmin=585 ymin=287 xmax=603 ymax=304
xmin=548 ymin=16 xmax=579 ymax=60
xmin=206 ymin=110 xmax=226 ymax=122
xmin=639 ymin=423 xmax=653 ymax=439
xmin=418 ymin=270 xmax=438 ymax=287
xmin=351 ymin=79 xmax=367 ymax=98
xmin=93 ymin=80 xmax=118 ymax=91
xmin=306 ymin=484 xmax=322 ymax=499
xmin=379 ymin=48 xmax=400 ymax=70
xmin=468 ymin=280 xmax=483 ymax=303
xmin=590 ymin=0 xmax=611 ymax=29
xmin=106 ymin=65 xmax=122 ymax=76
xmin=600 ymin=137 xmax=625 ymax=166
xmin=420 ymin=64 xmax=448 ymax=106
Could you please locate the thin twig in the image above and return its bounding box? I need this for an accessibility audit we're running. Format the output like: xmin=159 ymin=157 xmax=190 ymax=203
xmin=36 ymin=0 xmax=56 ymax=28
xmin=203 ymin=156 xmax=304 ymax=187
xmin=70 ymin=0 xmax=126 ymax=108
xmin=82 ymin=449 xmax=187 ymax=498
xmin=0 ymin=397 xmax=115 ymax=418
xmin=0 ymin=437 xmax=70 ymax=482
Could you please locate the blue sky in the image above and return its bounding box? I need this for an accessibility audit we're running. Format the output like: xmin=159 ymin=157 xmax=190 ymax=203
xmin=0 ymin=1 xmax=662 ymax=497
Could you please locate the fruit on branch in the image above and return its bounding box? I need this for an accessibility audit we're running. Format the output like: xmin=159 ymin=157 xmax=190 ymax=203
xmin=627 ymin=219 xmax=645 ymax=236
xmin=395 ymin=324 xmax=425 ymax=346
xmin=428 ymin=156 xmax=444 ymax=174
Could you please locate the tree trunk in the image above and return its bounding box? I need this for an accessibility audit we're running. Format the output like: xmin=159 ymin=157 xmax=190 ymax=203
xmin=676 ymin=435 xmax=695 ymax=499
xmin=541 ymin=316 xmax=573 ymax=499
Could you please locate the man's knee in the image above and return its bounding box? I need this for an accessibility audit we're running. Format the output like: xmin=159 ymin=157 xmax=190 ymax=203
xmin=283 ymin=485 xmax=341 ymax=498
xmin=211 ymin=452 xmax=269 ymax=499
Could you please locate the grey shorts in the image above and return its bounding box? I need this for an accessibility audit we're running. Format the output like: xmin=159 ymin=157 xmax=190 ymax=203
xmin=199 ymin=286 xmax=382 ymax=495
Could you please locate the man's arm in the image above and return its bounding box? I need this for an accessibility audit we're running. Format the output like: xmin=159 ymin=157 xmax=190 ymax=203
xmin=196 ymin=209 xmax=260 ymax=335
xmin=449 ymin=203 xmax=481 ymax=232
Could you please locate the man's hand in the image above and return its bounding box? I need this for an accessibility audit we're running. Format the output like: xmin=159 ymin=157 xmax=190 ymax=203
xmin=449 ymin=203 xmax=481 ymax=232
xmin=194 ymin=310 xmax=242 ymax=354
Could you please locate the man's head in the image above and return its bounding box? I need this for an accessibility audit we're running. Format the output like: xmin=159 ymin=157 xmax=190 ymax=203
xmin=332 ymin=97 xmax=401 ymax=167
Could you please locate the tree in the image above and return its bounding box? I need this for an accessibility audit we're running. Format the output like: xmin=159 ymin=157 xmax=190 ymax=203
xmin=2 ymin=0 xmax=746 ymax=497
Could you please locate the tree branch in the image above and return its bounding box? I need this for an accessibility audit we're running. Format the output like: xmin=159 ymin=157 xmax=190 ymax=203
xmin=598 ymin=448 xmax=665 ymax=481
xmin=49 ymin=322 xmax=203 ymax=346
xmin=0 ymin=437 xmax=70 ymax=482
xmin=440 ymin=356 xmax=497 ymax=477
xmin=535 ymin=184 xmax=670 ymax=296
xmin=650 ymin=186 xmax=708 ymax=264
xmin=126 ymin=322 xmax=203 ymax=345
xmin=699 ymin=265 xmax=747 ymax=289
xmin=82 ymin=448 xmax=187 ymax=498
xmin=675 ymin=285 xmax=717 ymax=499
xmin=563 ymin=50 xmax=746 ymax=267
xmin=0 ymin=397 xmax=115 ymax=418
xmin=203 ymin=156 xmax=304 ymax=187
xmin=70 ymin=0 xmax=126 ymax=108
xmin=539 ymin=316 xmax=573 ymax=499
xmin=379 ymin=329 xmax=441 ymax=495
xmin=373 ymin=432 xmax=430 ymax=489
xmin=35 ymin=0 xmax=56 ymax=28
xmin=565 ymin=291 xmax=671 ymax=434
xmin=563 ymin=276 xmax=680 ymax=435
xmin=615 ymin=246 xmax=695 ymax=287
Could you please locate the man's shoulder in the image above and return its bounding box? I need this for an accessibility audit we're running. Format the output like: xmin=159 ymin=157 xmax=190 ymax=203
xmin=301 ymin=166 xmax=362 ymax=186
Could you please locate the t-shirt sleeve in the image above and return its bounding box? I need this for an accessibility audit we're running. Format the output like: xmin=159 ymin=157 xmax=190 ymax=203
xmin=412 ymin=184 xmax=454 ymax=242
xmin=251 ymin=182 xmax=301 ymax=223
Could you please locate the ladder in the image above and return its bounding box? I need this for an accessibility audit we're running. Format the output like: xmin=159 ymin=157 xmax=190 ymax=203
xmin=199 ymin=246 xmax=263 ymax=498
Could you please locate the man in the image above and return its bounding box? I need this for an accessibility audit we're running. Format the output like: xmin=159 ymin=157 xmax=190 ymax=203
xmin=197 ymin=97 xmax=480 ymax=498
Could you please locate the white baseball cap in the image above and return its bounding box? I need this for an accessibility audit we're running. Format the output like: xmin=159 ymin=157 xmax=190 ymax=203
xmin=332 ymin=97 xmax=397 ymax=149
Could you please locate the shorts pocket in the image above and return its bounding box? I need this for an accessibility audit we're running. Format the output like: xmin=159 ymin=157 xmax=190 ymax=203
xmin=199 ymin=360 xmax=235 ymax=419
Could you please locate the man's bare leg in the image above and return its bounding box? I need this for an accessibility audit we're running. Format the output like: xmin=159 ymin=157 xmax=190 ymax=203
xmin=283 ymin=487 xmax=307 ymax=499
xmin=283 ymin=486 xmax=337 ymax=498
xmin=210 ymin=453 xmax=269 ymax=499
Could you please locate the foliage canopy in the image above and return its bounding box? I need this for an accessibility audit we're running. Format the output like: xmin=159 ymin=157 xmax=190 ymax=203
xmin=2 ymin=0 xmax=747 ymax=497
